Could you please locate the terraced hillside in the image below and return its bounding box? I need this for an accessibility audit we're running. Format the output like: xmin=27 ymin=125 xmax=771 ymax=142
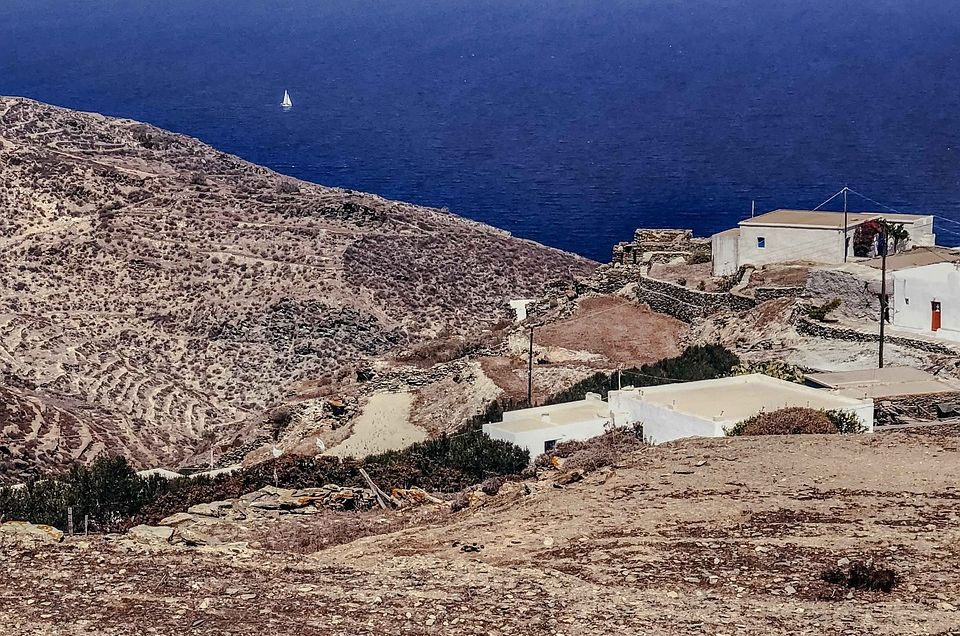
xmin=0 ymin=97 xmax=594 ymax=480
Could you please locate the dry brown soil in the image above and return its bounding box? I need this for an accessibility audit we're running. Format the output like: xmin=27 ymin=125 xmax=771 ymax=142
xmin=534 ymin=296 xmax=687 ymax=368
xmin=5 ymin=428 xmax=960 ymax=635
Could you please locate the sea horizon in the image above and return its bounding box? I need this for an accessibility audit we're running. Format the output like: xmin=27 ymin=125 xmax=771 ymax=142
xmin=3 ymin=0 xmax=960 ymax=260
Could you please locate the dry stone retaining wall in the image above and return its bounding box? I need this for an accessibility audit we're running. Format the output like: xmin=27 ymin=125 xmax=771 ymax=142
xmin=796 ymin=318 xmax=958 ymax=355
xmin=633 ymin=275 xmax=755 ymax=322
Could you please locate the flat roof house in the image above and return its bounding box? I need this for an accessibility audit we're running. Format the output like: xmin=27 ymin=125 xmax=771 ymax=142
xmin=608 ymin=374 xmax=874 ymax=444
xmin=892 ymin=261 xmax=960 ymax=343
xmin=482 ymin=393 xmax=612 ymax=457
xmin=712 ymin=209 xmax=935 ymax=276
xmin=805 ymin=366 xmax=960 ymax=399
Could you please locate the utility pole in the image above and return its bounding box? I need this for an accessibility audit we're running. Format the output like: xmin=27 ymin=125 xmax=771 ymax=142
xmin=879 ymin=222 xmax=888 ymax=368
xmin=527 ymin=325 xmax=535 ymax=406
xmin=843 ymin=186 xmax=849 ymax=263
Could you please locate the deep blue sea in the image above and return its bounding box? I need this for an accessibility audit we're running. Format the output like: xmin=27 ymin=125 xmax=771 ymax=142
xmin=3 ymin=0 xmax=960 ymax=260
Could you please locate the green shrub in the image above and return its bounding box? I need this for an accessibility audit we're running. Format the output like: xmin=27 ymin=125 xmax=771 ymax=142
xmin=545 ymin=344 xmax=740 ymax=404
xmin=0 ymin=430 xmax=530 ymax=530
xmin=0 ymin=456 xmax=169 ymax=532
xmin=825 ymin=409 xmax=866 ymax=434
xmin=807 ymin=298 xmax=841 ymax=321
xmin=731 ymin=360 xmax=806 ymax=384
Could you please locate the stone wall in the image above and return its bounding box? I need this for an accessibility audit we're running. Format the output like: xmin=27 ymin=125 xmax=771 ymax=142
xmin=879 ymin=392 xmax=960 ymax=423
xmin=632 ymin=275 xmax=756 ymax=322
xmin=806 ymin=268 xmax=883 ymax=321
xmin=795 ymin=318 xmax=958 ymax=355
xmin=753 ymin=286 xmax=806 ymax=303
xmin=612 ymin=228 xmax=711 ymax=266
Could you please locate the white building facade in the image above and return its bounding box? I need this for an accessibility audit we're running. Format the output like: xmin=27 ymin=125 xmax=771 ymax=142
xmin=712 ymin=209 xmax=936 ymax=275
xmin=892 ymin=261 xmax=960 ymax=342
xmin=482 ymin=393 xmax=611 ymax=457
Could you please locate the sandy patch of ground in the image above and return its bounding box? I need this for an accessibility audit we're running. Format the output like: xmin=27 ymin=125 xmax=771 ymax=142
xmin=325 ymin=392 xmax=424 ymax=457
xmin=535 ymin=296 xmax=687 ymax=368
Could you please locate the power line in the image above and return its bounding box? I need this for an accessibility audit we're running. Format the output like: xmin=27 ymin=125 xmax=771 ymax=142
xmin=812 ymin=188 xmax=846 ymax=211
xmin=843 ymin=187 xmax=902 ymax=213
xmin=933 ymin=214 xmax=960 ymax=229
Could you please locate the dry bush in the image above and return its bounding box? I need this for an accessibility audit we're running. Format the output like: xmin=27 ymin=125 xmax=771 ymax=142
xmin=480 ymin=476 xmax=505 ymax=496
xmin=535 ymin=426 xmax=647 ymax=472
xmin=727 ymin=407 xmax=837 ymax=436
xmin=821 ymin=560 xmax=898 ymax=593
xmin=449 ymin=491 xmax=470 ymax=512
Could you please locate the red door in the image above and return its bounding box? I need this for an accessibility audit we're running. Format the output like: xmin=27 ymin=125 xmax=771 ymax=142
xmin=932 ymin=301 xmax=942 ymax=332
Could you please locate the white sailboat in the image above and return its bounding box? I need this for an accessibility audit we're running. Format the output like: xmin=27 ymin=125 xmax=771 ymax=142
xmin=281 ymin=90 xmax=293 ymax=109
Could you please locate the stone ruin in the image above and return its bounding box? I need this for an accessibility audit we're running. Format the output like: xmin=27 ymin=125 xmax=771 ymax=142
xmin=612 ymin=228 xmax=711 ymax=268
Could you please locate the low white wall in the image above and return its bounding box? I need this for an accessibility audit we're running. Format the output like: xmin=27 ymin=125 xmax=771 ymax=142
xmin=609 ymin=390 xmax=724 ymax=443
xmin=711 ymin=232 xmax=739 ymax=276
xmin=852 ymin=402 xmax=875 ymax=433
xmin=609 ymin=386 xmax=874 ymax=442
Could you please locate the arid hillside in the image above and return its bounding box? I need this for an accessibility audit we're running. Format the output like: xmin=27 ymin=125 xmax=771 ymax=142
xmin=3 ymin=427 xmax=960 ymax=635
xmin=0 ymin=97 xmax=594 ymax=480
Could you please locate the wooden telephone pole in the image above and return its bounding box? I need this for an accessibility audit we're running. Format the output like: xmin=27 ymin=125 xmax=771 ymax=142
xmin=878 ymin=223 xmax=888 ymax=368
xmin=526 ymin=326 xmax=534 ymax=406
xmin=842 ymin=186 xmax=850 ymax=263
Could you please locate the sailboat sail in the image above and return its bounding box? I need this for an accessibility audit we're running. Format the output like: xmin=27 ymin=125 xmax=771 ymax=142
xmin=281 ymin=90 xmax=292 ymax=108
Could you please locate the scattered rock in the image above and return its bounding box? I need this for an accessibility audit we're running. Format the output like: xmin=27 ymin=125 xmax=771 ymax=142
xmin=128 ymin=525 xmax=175 ymax=544
xmin=188 ymin=500 xmax=233 ymax=517
xmin=174 ymin=526 xmax=219 ymax=547
xmin=556 ymin=469 xmax=585 ymax=486
xmin=0 ymin=521 xmax=64 ymax=544
xmin=158 ymin=512 xmax=197 ymax=527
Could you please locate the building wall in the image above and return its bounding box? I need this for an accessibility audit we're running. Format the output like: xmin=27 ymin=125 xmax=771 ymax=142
xmin=893 ymin=263 xmax=960 ymax=342
xmin=482 ymin=418 xmax=610 ymax=457
xmin=711 ymin=232 xmax=739 ymax=276
xmin=902 ymin=217 xmax=936 ymax=248
xmin=608 ymin=385 xmax=874 ymax=443
xmin=610 ymin=394 xmax=725 ymax=443
xmin=738 ymin=225 xmax=852 ymax=267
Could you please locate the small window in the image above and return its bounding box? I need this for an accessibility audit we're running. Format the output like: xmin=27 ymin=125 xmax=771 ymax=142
xmin=544 ymin=439 xmax=558 ymax=452
xmin=757 ymin=237 xmax=766 ymax=249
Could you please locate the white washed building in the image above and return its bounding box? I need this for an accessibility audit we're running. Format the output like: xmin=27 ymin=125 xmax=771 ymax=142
xmin=483 ymin=393 xmax=611 ymax=456
xmin=712 ymin=209 xmax=935 ymax=276
xmin=608 ymin=374 xmax=874 ymax=444
xmin=892 ymin=261 xmax=960 ymax=342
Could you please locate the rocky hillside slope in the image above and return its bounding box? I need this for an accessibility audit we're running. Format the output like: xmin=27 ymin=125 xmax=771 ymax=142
xmin=0 ymin=97 xmax=594 ymax=480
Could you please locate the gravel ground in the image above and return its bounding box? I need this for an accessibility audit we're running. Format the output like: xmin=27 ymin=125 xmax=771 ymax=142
xmin=4 ymin=428 xmax=960 ymax=635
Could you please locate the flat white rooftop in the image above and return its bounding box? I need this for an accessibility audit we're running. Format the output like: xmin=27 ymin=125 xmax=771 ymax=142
xmin=739 ymin=209 xmax=932 ymax=231
xmin=494 ymin=396 xmax=609 ymax=434
xmin=621 ymin=374 xmax=869 ymax=422
xmin=805 ymin=367 xmax=960 ymax=399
